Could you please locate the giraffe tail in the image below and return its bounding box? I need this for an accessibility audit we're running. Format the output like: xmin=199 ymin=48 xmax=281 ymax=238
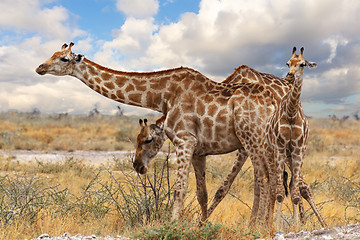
xmin=283 ymin=170 xmax=289 ymax=197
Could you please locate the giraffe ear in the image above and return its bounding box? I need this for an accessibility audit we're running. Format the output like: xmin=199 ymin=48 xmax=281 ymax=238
xmin=305 ymin=60 xmax=317 ymax=69
xmin=155 ymin=115 xmax=166 ymax=128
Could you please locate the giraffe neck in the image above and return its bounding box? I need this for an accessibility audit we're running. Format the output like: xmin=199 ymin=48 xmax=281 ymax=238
xmin=71 ymin=58 xmax=196 ymax=113
xmin=286 ymin=70 xmax=304 ymax=120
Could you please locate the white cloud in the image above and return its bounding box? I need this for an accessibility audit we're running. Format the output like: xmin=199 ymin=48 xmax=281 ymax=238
xmin=116 ymin=0 xmax=159 ymax=18
xmin=1 ymin=0 xmax=360 ymax=118
xmin=323 ymin=36 xmax=349 ymax=63
xmin=0 ymin=0 xmax=84 ymax=40
xmin=94 ymin=17 xmax=158 ymax=70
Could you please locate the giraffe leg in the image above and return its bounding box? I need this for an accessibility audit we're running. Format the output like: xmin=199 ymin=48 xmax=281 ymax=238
xmin=249 ymin=172 xmax=260 ymax=228
xmin=298 ymin=195 xmax=305 ymax=225
xmin=192 ymin=155 xmax=208 ymax=224
xmin=254 ymin=162 xmax=270 ymax=227
xmin=265 ymin=165 xmax=278 ymax=230
xmin=207 ymin=149 xmax=248 ymax=218
xmin=299 ymin=179 xmax=327 ymax=228
xmin=171 ymin=136 xmax=196 ymax=220
xmin=290 ymin=153 xmax=303 ymax=232
xmin=275 ymin=149 xmax=286 ymax=232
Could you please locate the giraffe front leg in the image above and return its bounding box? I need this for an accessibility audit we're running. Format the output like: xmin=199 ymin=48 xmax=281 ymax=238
xmin=274 ymin=149 xmax=286 ymax=232
xmin=192 ymin=155 xmax=208 ymax=224
xmin=171 ymin=136 xmax=196 ymax=221
xmin=207 ymin=148 xmax=248 ymax=218
xmin=289 ymin=153 xmax=303 ymax=232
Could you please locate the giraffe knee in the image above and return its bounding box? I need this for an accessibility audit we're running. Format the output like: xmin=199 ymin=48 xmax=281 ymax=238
xmin=276 ymin=195 xmax=284 ymax=203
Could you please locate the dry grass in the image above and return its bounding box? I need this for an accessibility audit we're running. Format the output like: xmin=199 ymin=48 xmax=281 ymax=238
xmin=0 ymin=114 xmax=359 ymax=239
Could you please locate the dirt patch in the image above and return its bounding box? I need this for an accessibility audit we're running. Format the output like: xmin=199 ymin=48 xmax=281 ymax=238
xmin=265 ymin=223 xmax=360 ymax=240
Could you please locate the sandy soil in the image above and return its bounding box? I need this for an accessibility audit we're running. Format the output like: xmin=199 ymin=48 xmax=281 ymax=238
xmin=1 ymin=150 xmax=134 ymax=166
xmin=268 ymin=223 xmax=360 ymax=240
xmin=28 ymin=223 xmax=360 ymax=239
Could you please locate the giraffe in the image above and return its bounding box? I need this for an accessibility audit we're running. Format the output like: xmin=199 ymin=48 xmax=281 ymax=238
xmin=134 ymin=65 xmax=326 ymax=229
xmin=211 ymin=64 xmax=327 ymax=229
xmin=266 ymin=47 xmax=318 ymax=231
xmin=36 ymin=42 xmax=270 ymax=224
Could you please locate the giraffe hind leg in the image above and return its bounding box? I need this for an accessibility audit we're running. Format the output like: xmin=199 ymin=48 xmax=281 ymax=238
xmin=192 ymin=155 xmax=208 ymax=224
xmin=299 ymin=179 xmax=328 ymax=228
xmin=207 ymin=150 xmax=248 ymax=218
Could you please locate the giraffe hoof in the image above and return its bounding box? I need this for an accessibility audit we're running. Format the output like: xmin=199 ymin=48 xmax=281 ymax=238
xmin=293 ymin=197 xmax=300 ymax=205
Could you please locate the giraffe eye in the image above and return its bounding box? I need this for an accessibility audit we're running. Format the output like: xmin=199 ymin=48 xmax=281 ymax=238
xmin=60 ymin=57 xmax=69 ymax=62
xmin=286 ymin=63 xmax=290 ymax=67
xmin=144 ymin=138 xmax=153 ymax=144
xmin=300 ymin=62 xmax=306 ymax=67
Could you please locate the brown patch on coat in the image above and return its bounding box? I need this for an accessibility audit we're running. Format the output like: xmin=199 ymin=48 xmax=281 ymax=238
xmin=101 ymin=72 xmax=112 ymax=81
xmin=125 ymin=84 xmax=135 ymax=92
xmin=116 ymin=90 xmax=125 ymax=100
xmin=104 ymin=82 xmax=115 ymax=90
xmin=128 ymin=93 xmax=142 ymax=103
xmin=115 ymin=76 xmax=127 ymax=88
xmin=207 ymin=104 xmax=218 ymax=116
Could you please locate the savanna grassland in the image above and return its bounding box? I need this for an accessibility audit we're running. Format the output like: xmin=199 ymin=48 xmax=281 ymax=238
xmin=0 ymin=112 xmax=359 ymax=239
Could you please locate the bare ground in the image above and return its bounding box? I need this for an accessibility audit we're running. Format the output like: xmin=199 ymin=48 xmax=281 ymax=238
xmin=268 ymin=223 xmax=360 ymax=240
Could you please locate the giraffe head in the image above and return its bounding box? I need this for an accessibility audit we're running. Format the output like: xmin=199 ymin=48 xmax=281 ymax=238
xmin=286 ymin=47 xmax=317 ymax=82
xmin=133 ymin=117 xmax=166 ymax=174
xmin=36 ymin=42 xmax=84 ymax=76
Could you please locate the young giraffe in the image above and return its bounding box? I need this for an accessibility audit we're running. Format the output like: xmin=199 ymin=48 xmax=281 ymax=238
xmin=266 ymin=47 xmax=318 ymax=231
xmin=35 ymin=42 xmax=271 ymax=224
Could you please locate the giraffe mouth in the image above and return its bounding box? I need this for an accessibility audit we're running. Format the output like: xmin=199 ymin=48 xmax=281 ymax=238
xmin=286 ymin=74 xmax=295 ymax=82
xmin=36 ymin=66 xmax=47 ymax=75
xmin=133 ymin=161 xmax=148 ymax=174
xmin=138 ymin=165 xmax=147 ymax=174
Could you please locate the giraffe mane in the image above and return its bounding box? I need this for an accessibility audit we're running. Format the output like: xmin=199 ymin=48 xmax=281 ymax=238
xmin=82 ymin=58 xmax=202 ymax=77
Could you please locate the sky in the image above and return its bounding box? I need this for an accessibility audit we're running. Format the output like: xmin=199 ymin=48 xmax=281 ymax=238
xmin=0 ymin=0 xmax=359 ymax=118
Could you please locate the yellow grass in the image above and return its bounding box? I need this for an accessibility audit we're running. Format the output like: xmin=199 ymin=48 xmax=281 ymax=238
xmin=0 ymin=114 xmax=359 ymax=239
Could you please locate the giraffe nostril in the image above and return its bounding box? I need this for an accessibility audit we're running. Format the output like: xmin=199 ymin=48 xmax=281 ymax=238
xmin=139 ymin=166 xmax=146 ymax=174
xmin=36 ymin=64 xmax=47 ymax=75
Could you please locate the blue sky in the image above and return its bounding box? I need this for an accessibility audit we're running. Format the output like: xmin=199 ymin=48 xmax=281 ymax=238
xmin=51 ymin=0 xmax=200 ymax=41
xmin=0 ymin=0 xmax=359 ymax=118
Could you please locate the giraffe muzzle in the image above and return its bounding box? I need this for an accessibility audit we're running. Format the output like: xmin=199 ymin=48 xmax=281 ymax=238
xmin=286 ymin=73 xmax=295 ymax=82
xmin=133 ymin=161 xmax=147 ymax=174
xmin=36 ymin=64 xmax=47 ymax=75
